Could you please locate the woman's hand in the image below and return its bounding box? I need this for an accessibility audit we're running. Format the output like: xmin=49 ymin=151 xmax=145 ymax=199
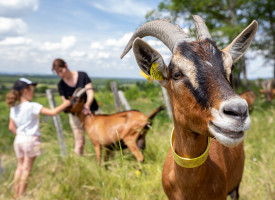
xmin=82 ymin=104 xmax=91 ymax=115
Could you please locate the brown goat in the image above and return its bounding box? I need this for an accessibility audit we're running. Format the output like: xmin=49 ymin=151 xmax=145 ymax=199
xmin=121 ymin=15 xmax=257 ymax=199
xmin=239 ymin=91 xmax=256 ymax=113
xmin=66 ymin=88 xmax=164 ymax=164
xmin=260 ymin=79 xmax=275 ymax=102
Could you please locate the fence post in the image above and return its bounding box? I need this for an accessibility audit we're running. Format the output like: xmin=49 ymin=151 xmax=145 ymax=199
xmin=118 ymin=90 xmax=131 ymax=110
xmin=110 ymin=81 xmax=122 ymax=112
xmin=161 ymin=87 xmax=173 ymax=119
xmin=46 ymin=89 xmax=67 ymax=157
xmin=0 ymin=156 xmax=4 ymax=175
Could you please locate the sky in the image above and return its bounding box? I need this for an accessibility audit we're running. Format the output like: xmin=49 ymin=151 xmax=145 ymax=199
xmin=0 ymin=0 xmax=273 ymax=79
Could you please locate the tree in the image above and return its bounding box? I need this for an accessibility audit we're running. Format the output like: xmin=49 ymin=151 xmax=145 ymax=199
xmin=248 ymin=0 xmax=275 ymax=78
xmin=146 ymin=0 xmax=256 ymax=89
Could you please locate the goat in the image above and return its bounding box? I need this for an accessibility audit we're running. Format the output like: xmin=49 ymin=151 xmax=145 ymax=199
xmin=66 ymin=88 xmax=164 ymax=164
xmin=239 ymin=91 xmax=256 ymax=113
xmin=121 ymin=15 xmax=257 ymax=200
xmin=260 ymin=79 xmax=275 ymax=102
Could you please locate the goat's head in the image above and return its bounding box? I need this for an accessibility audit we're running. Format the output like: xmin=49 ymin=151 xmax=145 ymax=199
xmin=240 ymin=91 xmax=256 ymax=112
xmin=64 ymin=88 xmax=86 ymax=114
xmin=260 ymin=79 xmax=275 ymax=102
xmin=121 ymin=15 xmax=258 ymax=147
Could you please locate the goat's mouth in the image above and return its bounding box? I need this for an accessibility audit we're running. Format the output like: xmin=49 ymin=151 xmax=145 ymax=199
xmin=209 ymin=121 xmax=244 ymax=139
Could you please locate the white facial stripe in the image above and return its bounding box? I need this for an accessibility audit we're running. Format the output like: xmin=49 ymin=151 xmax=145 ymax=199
xmin=222 ymin=52 xmax=233 ymax=81
xmin=173 ymin=56 xmax=199 ymax=89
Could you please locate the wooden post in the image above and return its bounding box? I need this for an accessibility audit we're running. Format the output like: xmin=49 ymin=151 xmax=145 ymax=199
xmin=46 ymin=89 xmax=67 ymax=157
xmin=0 ymin=156 xmax=4 ymax=175
xmin=118 ymin=90 xmax=131 ymax=110
xmin=110 ymin=81 xmax=122 ymax=112
xmin=161 ymin=87 xmax=173 ymax=119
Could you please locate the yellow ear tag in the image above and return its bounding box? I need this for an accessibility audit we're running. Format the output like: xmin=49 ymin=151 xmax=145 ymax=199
xmin=140 ymin=70 xmax=153 ymax=83
xmin=150 ymin=63 xmax=164 ymax=80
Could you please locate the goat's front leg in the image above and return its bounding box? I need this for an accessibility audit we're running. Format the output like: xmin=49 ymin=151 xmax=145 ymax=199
xmin=94 ymin=145 xmax=101 ymax=165
xmin=125 ymin=139 xmax=144 ymax=162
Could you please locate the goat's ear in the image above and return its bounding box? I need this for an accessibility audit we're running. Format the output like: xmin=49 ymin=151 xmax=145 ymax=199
xmin=132 ymin=38 xmax=168 ymax=83
xmin=223 ymin=20 xmax=258 ymax=63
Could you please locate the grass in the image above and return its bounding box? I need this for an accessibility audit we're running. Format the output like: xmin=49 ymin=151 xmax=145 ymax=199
xmin=0 ymin=84 xmax=274 ymax=199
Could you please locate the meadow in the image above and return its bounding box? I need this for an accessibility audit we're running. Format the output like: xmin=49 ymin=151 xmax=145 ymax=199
xmin=0 ymin=75 xmax=274 ymax=200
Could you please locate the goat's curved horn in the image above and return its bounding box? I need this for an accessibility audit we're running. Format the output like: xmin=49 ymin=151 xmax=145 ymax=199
xmin=75 ymin=88 xmax=88 ymax=97
xmin=261 ymin=80 xmax=267 ymax=90
xmin=72 ymin=88 xmax=82 ymax=96
xmin=267 ymin=79 xmax=273 ymax=90
xmin=192 ymin=15 xmax=212 ymax=41
xmin=120 ymin=19 xmax=191 ymax=59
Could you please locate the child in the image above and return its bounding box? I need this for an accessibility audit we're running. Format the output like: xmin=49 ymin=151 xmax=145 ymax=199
xmin=5 ymin=77 xmax=71 ymax=198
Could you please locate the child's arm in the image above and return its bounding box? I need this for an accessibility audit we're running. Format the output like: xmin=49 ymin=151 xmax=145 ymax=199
xmin=8 ymin=118 xmax=17 ymax=134
xmin=40 ymin=100 xmax=71 ymax=116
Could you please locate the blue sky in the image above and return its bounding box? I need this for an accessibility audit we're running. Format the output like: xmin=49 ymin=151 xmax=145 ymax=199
xmin=0 ymin=0 xmax=272 ymax=79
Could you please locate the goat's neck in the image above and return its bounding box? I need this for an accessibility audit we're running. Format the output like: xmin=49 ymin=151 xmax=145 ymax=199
xmin=77 ymin=112 xmax=95 ymax=125
xmin=167 ymin=88 xmax=209 ymax=162
xmin=173 ymin=123 xmax=208 ymax=160
xmin=77 ymin=112 xmax=86 ymax=122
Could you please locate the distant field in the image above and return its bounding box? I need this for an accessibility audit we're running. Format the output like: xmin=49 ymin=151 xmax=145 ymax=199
xmin=0 ymin=75 xmax=274 ymax=200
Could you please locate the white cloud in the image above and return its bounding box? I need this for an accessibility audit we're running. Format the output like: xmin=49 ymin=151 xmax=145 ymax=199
xmin=0 ymin=36 xmax=32 ymax=45
xmin=70 ymin=50 xmax=86 ymax=57
xmin=90 ymin=42 xmax=104 ymax=50
xmin=90 ymin=0 xmax=150 ymax=18
xmin=147 ymin=39 xmax=163 ymax=47
xmin=40 ymin=36 xmax=76 ymax=51
xmin=0 ymin=17 xmax=27 ymax=37
xmin=98 ymin=52 xmax=110 ymax=59
xmin=61 ymin=36 xmax=76 ymax=49
xmin=0 ymin=0 xmax=39 ymax=18
xmin=106 ymin=32 xmax=132 ymax=47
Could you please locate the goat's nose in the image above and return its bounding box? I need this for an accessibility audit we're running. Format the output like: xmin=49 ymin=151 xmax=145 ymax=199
xmin=222 ymin=101 xmax=248 ymax=121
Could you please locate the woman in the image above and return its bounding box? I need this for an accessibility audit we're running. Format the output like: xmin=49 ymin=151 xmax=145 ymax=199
xmin=52 ymin=58 xmax=98 ymax=155
xmin=6 ymin=77 xmax=71 ymax=198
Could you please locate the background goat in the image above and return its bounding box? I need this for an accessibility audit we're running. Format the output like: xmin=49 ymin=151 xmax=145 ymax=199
xmin=66 ymin=88 xmax=164 ymax=164
xmin=239 ymin=91 xmax=256 ymax=113
xmin=121 ymin=15 xmax=257 ymax=199
xmin=260 ymin=79 xmax=275 ymax=102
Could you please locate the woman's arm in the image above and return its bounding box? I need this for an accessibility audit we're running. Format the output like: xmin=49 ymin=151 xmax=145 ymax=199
xmin=40 ymin=100 xmax=71 ymax=116
xmin=85 ymin=82 xmax=94 ymax=107
xmin=82 ymin=82 xmax=94 ymax=115
xmin=9 ymin=118 xmax=17 ymax=134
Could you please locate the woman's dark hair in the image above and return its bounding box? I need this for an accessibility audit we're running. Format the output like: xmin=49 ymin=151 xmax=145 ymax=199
xmin=52 ymin=58 xmax=66 ymax=71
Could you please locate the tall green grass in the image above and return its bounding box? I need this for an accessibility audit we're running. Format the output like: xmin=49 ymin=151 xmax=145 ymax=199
xmin=0 ymin=88 xmax=274 ymax=199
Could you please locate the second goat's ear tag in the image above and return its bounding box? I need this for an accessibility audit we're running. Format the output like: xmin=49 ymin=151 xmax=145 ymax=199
xmin=140 ymin=70 xmax=153 ymax=83
xmin=150 ymin=63 xmax=164 ymax=80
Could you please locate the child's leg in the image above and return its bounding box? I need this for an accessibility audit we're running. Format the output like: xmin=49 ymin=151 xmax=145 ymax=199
xmin=17 ymin=156 xmax=36 ymax=197
xmin=14 ymin=157 xmax=24 ymax=198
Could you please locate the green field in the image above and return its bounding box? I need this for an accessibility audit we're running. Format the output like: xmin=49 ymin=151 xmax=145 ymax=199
xmin=0 ymin=75 xmax=274 ymax=200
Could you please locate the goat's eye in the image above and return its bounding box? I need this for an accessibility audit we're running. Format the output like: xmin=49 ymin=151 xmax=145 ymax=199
xmin=172 ymin=72 xmax=183 ymax=80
